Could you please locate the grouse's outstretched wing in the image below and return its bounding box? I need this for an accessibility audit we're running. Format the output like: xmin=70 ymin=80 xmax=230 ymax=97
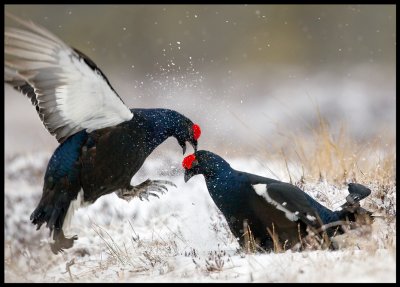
xmin=4 ymin=13 xmax=133 ymax=143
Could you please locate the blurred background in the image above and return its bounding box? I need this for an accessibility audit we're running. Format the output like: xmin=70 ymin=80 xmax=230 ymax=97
xmin=5 ymin=5 xmax=396 ymax=158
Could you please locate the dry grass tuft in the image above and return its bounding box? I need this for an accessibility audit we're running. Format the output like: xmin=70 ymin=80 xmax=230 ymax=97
xmin=284 ymin=110 xmax=395 ymax=187
xmin=271 ymin=108 xmax=396 ymax=220
xmin=87 ymin=219 xmax=183 ymax=280
xmin=238 ymin=106 xmax=396 ymax=255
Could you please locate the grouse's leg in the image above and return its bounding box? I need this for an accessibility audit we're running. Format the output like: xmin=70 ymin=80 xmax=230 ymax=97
xmin=50 ymin=228 xmax=78 ymax=254
xmin=116 ymin=179 xmax=177 ymax=202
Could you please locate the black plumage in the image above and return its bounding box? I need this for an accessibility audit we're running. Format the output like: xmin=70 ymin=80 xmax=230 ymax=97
xmin=183 ymin=150 xmax=373 ymax=252
xmin=5 ymin=14 xmax=201 ymax=254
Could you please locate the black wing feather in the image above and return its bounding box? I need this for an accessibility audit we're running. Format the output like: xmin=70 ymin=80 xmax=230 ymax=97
xmin=266 ymin=183 xmax=320 ymax=227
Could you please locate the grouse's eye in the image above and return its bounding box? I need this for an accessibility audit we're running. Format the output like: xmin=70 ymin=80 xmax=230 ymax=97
xmin=182 ymin=154 xmax=196 ymax=169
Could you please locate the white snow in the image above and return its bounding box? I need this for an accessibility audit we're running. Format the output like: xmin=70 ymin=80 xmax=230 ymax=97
xmin=4 ymin=151 xmax=396 ymax=283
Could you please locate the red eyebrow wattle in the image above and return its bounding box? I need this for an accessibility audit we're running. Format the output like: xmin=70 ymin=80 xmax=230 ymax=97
xmin=193 ymin=124 xmax=201 ymax=140
xmin=182 ymin=154 xmax=196 ymax=169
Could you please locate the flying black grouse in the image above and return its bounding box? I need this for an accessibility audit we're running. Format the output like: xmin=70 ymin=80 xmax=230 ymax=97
xmin=5 ymin=14 xmax=202 ymax=254
xmin=183 ymin=150 xmax=372 ymax=252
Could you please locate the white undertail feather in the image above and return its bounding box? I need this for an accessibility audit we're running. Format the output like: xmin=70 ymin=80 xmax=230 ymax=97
xmin=252 ymin=184 xmax=299 ymax=222
xmin=5 ymin=13 xmax=133 ymax=142
xmin=62 ymin=190 xmax=89 ymax=237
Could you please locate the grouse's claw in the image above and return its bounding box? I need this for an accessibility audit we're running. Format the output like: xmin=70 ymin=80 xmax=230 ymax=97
xmin=149 ymin=180 xmax=177 ymax=188
xmin=139 ymin=191 xmax=160 ymax=201
xmin=117 ymin=179 xmax=177 ymax=202
xmin=137 ymin=179 xmax=176 ymax=201
xmin=50 ymin=234 xmax=78 ymax=255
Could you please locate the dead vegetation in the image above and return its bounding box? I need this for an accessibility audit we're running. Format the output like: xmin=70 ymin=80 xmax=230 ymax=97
xmin=233 ymin=110 xmax=395 ymax=258
xmin=4 ymin=110 xmax=395 ymax=282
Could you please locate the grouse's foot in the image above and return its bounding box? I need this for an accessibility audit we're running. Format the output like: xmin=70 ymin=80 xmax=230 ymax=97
xmin=117 ymin=179 xmax=177 ymax=202
xmin=50 ymin=229 xmax=78 ymax=255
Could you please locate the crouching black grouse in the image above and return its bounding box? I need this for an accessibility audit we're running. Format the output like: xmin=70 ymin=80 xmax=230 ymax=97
xmin=5 ymin=14 xmax=202 ymax=254
xmin=183 ymin=150 xmax=373 ymax=252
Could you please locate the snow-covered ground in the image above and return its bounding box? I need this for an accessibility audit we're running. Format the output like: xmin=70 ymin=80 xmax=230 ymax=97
xmin=4 ymin=150 xmax=396 ymax=283
xmin=4 ymin=6 xmax=395 ymax=282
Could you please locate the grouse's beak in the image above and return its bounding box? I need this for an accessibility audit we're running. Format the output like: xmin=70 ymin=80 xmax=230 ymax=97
xmin=191 ymin=140 xmax=198 ymax=152
xmin=184 ymin=169 xmax=195 ymax=183
xmin=183 ymin=140 xmax=197 ymax=154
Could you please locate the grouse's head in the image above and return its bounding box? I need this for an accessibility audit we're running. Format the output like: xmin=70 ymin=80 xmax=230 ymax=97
xmin=182 ymin=150 xmax=229 ymax=182
xmin=173 ymin=116 xmax=201 ymax=155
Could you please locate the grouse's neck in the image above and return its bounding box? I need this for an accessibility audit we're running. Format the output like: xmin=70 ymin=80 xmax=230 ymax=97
xmin=130 ymin=108 xmax=185 ymax=152
xmin=204 ymin=162 xmax=237 ymax=194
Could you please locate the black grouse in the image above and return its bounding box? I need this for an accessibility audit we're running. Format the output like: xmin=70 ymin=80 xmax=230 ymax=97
xmin=5 ymin=14 xmax=202 ymax=254
xmin=183 ymin=150 xmax=372 ymax=252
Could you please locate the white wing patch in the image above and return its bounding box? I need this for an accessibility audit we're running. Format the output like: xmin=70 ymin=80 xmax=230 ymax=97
xmin=252 ymin=184 xmax=299 ymax=222
xmin=5 ymin=14 xmax=133 ymax=142
xmin=306 ymin=214 xmax=317 ymax=221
